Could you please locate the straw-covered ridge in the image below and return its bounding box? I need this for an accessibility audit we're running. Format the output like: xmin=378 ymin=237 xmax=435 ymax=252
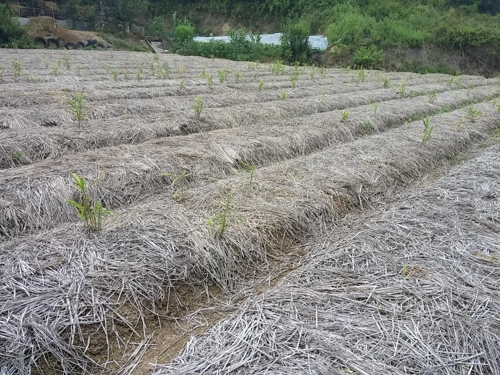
xmin=155 ymin=144 xmax=500 ymax=375
xmin=1 ymin=49 xmax=499 ymax=374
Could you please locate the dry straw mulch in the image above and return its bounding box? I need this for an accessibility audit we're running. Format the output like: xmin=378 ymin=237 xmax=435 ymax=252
xmin=155 ymin=144 xmax=500 ymax=375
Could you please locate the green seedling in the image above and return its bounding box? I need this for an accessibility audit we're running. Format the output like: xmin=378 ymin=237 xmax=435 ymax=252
xmin=238 ymin=162 xmax=257 ymax=186
xmin=193 ymin=95 xmax=203 ymax=118
xmin=421 ymin=116 xmax=434 ymax=145
xmin=163 ymin=170 xmax=189 ymax=199
xmin=136 ymin=65 xmax=144 ymax=81
xmin=357 ymin=69 xmax=366 ymax=82
xmin=341 ymin=111 xmax=350 ymax=122
xmin=12 ymin=59 xmax=23 ymax=78
xmin=66 ymin=172 xmax=112 ymax=232
xmin=44 ymin=58 xmax=49 ymax=69
xmin=177 ymin=66 xmax=187 ymax=76
xmin=52 ymin=64 xmax=60 ymax=76
xmin=123 ymin=69 xmax=128 ymax=80
xmin=179 ymin=79 xmax=184 ymax=88
xmin=371 ymin=103 xmax=379 ymax=114
xmin=290 ymin=75 xmax=297 ymax=89
xmin=235 ymin=71 xmax=242 ymax=83
xmin=66 ymin=92 xmax=84 ymax=127
xmin=309 ymin=67 xmax=315 ymax=79
xmin=207 ymin=190 xmax=240 ymax=238
xmin=447 ymin=77 xmax=454 ymax=86
xmin=207 ymin=74 xmax=214 ymax=89
xmin=494 ymin=100 xmax=500 ymax=112
xmin=12 ymin=150 xmax=23 ymax=161
xmin=427 ymin=92 xmax=437 ymax=104
xmin=465 ymin=107 xmax=482 ymax=122
xmin=199 ymin=65 xmax=207 ymax=78
xmin=27 ymin=75 xmax=38 ymax=83
xmin=258 ymin=79 xmax=264 ymax=91
xmin=62 ymin=53 xmax=70 ymax=69
xmin=454 ymin=77 xmax=462 ymax=88
xmin=75 ymin=65 xmax=81 ymax=76
xmin=363 ymin=121 xmax=373 ymax=132
xmin=218 ymin=69 xmax=229 ymax=83
xmin=320 ymin=65 xmax=326 ymax=78
xmin=320 ymin=92 xmax=325 ymax=104
xmin=279 ymin=91 xmax=287 ymax=100
xmin=271 ymin=60 xmax=285 ymax=75
xmin=111 ymin=69 xmax=119 ymax=82
xmin=382 ymin=77 xmax=389 ymax=88
xmin=398 ymin=82 xmax=407 ymax=98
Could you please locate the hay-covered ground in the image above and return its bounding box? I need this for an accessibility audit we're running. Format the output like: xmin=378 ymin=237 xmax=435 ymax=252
xmin=0 ymin=49 xmax=499 ymax=375
xmin=157 ymin=144 xmax=500 ymax=375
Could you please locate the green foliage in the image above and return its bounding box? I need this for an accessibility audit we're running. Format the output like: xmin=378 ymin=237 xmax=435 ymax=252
xmin=193 ymin=95 xmax=203 ymax=118
xmin=104 ymin=0 xmax=149 ymax=30
xmin=66 ymin=92 xmax=84 ymax=127
xmin=352 ymin=45 xmax=384 ymax=69
xmin=238 ymin=162 xmax=257 ymax=186
xmin=147 ymin=16 xmax=168 ymax=39
xmin=280 ymin=21 xmax=312 ymax=64
xmin=258 ymin=79 xmax=264 ymax=90
xmin=0 ymin=4 xmax=33 ymax=48
xmin=12 ymin=60 xmax=23 ymax=78
xmin=341 ymin=110 xmax=350 ymax=122
xmin=421 ymin=116 xmax=434 ymax=145
xmin=207 ymin=190 xmax=239 ymax=238
xmin=66 ymin=172 xmax=112 ymax=232
xmin=163 ymin=170 xmax=188 ymax=199
xmin=465 ymin=106 xmax=483 ymax=122
xmin=218 ymin=69 xmax=229 ymax=83
xmin=174 ymin=25 xmax=194 ymax=43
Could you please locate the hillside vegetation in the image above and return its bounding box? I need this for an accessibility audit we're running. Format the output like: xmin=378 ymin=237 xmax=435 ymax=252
xmin=2 ymin=0 xmax=500 ymax=73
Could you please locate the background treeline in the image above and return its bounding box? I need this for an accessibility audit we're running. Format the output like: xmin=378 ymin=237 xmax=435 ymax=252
xmin=1 ymin=0 xmax=500 ymax=74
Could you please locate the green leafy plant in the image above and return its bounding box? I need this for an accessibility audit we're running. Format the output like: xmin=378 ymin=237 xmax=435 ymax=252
xmin=447 ymin=77 xmax=454 ymax=86
xmin=67 ymin=172 xmax=111 ymax=232
xmin=320 ymin=92 xmax=325 ymax=104
xmin=352 ymin=45 xmax=384 ymax=69
xmin=199 ymin=65 xmax=207 ymax=78
xmin=27 ymin=75 xmax=38 ymax=83
xmin=382 ymin=77 xmax=390 ymax=88
xmin=193 ymin=95 xmax=203 ymax=118
xmin=341 ymin=110 xmax=350 ymax=122
xmin=279 ymin=91 xmax=287 ymax=100
xmin=398 ymin=82 xmax=407 ymax=98
xmin=207 ymin=74 xmax=214 ymax=89
xmin=66 ymin=92 xmax=84 ymax=127
xmin=75 ymin=65 xmax=81 ymax=76
xmin=271 ymin=60 xmax=285 ymax=75
xmin=280 ymin=22 xmax=312 ymax=64
xmin=320 ymin=65 xmax=326 ymax=78
xmin=218 ymin=69 xmax=229 ymax=83
xmin=309 ymin=66 xmax=315 ymax=79
xmin=62 ymin=53 xmax=70 ymax=69
xmin=421 ymin=116 xmax=434 ymax=145
xmin=363 ymin=121 xmax=373 ymax=132
xmin=371 ymin=103 xmax=379 ymax=113
xmin=290 ymin=74 xmax=298 ymax=88
xmin=111 ymin=68 xmax=119 ymax=82
xmin=163 ymin=170 xmax=189 ymax=199
xmin=238 ymin=162 xmax=257 ymax=186
xmin=123 ymin=69 xmax=128 ymax=80
xmin=207 ymin=190 xmax=239 ymax=238
xmin=12 ymin=59 xmax=22 ymax=78
xmin=52 ymin=63 xmax=60 ymax=76
xmin=465 ymin=107 xmax=483 ymax=122
xmin=258 ymin=79 xmax=265 ymax=91
xmin=427 ymin=91 xmax=437 ymax=103
xmin=357 ymin=69 xmax=367 ymax=82
xmin=136 ymin=65 xmax=144 ymax=81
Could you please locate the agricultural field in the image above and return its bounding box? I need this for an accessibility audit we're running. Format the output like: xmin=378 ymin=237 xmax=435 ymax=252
xmin=0 ymin=49 xmax=499 ymax=375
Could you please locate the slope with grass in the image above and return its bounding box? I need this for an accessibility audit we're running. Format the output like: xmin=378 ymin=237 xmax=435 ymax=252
xmin=0 ymin=49 xmax=499 ymax=375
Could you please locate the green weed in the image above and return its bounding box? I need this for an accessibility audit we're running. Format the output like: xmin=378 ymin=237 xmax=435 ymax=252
xmin=357 ymin=69 xmax=366 ymax=82
xmin=62 ymin=53 xmax=70 ymax=69
xmin=427 ymin=91 xmax=437 ymax=104
xmin=12 ymin=59 xmax=23 ymax=78
xmin=66 ymin=172 xmax=112 ymax=232
xmin=421 ymin=116 xmax=434 ymax=145
xmin=218 ymin=69 xmax=229 ymax=83
xmin=207 ymin=74 xmax=214 ymax=89
xmin=371 ymin=103 xmax=378 ymax=114
xmin=111 ymin=69 xmax=119 ymax=82
xmin=235 ymin=71 xmax=242 ymax=82
xmin=341 ymin=111 xmax=350 ymax=122
xmin=258 ymin=79 xmax=265 ymax=91
xmin=66 ymin=92 xmax=84 ymax=127
xmin=382 ymin=77 xmax=389 ymax=88
xmin=465 ymin=107 xmax=483 ymax=122
xmin=163 ymin=170 xmax=189 ymax=199
xmin=193 ymin=95 xmax=203 ymax=118
xmin=398 ymin=82 xmax=407 ymax=98
xmin=279 ymin=91 xmax=287 ymax=100
xmin=238 ymin=162 xmax=257 ymax=186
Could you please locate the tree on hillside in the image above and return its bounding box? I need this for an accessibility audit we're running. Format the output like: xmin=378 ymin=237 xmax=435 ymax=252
xmin=105 ymin=0 xmax=150 ymax=31
xmin=0 ymin=4 xmax=33 ymax=48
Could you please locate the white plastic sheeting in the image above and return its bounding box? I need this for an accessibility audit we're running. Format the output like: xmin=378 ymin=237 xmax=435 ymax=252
xmin=193 ymin=33 xmax=328 ymax=50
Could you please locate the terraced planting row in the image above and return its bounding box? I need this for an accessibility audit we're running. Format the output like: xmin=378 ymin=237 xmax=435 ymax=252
xmin=0 ymin=49 xmax=499 ymax=375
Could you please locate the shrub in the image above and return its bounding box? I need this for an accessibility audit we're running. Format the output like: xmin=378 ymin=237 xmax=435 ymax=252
xmin=174 ymin=25 xmax=194 ymax=43
xmin=280 ymin=22 xmax=312 ymax=64
xmin=0 ymin=4 xmax=34 ymax=48
xmin=352 ymin=45 xmax=384 ymax=69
